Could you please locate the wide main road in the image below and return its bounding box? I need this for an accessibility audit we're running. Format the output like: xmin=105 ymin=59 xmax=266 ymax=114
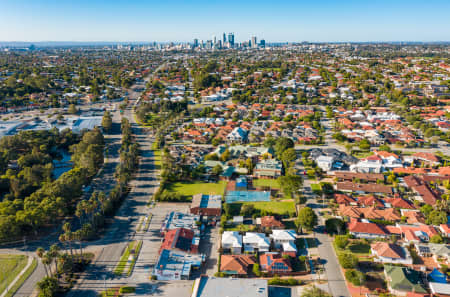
xmin=66 ymin=75 xmax=160 ymax=296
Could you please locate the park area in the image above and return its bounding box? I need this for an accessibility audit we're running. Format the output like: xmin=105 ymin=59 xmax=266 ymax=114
xmin=0 ymin=254 xmax=35 ymax=297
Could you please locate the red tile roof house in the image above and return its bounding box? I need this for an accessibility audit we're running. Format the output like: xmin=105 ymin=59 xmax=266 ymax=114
xmin=371 ymin=242 xmax=413 ymax=265
xmin=403 ymin=175 xmax=439 ymax=206
xmin=388 ymin=224 xmax=439 ymax=243
xmin=334 ymin=193 xmax=357 ymax=206
xmin=256 ymin=216 xmax=285 ymax=231
xmin=259 ymin=253 xmax=292 ymax=274
xmin=159 ymin=228 xmax=198 ymax=254
xmin=348 ymin=218 xmax=390 ymax=239
xmin=220 ymin=255 xmax=256 ymax=276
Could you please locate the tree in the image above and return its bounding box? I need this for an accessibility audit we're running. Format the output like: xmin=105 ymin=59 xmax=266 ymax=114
xmin=427 ymin=210 xmax=448 ymax=225
xmin=68 ymin=104 xmax=78 ymax=115
xmin=430 ymin=234 xmax=444 ymax=244
xmin=212 ymin=165 xmax=223 ymax=176
xmin=359 ymin=139 xmax=371 ymax=151
xmin=281 ymin=148 xmax=297 ymax=169
xmin=334 ymin=235 xmax=349 ymax=249
xmin=36 ymin=247 xmax=49 ymax=277
xmin=278 ymin=175 xmax=303 ymax=198
xmin=296 ymin=207 xmax=318 ymax=232
xmin=252 ymin=263 xmax=261 ymax=277
xmin=338 ymin=253 xmax=358 ymax=269
xmin=102 ymin=111 xmax=113 ymax=133
xmin=274 ymin=137 xmax=294 ymax=157
xmin=301 ymin=285 xmax=331 ymax=297
xmin=420 ymin=204 xmax=433 ymax=217
xmin=37 ymin=277 xmax=58 ymax=297
xmin=345 ymin=269 xmax=365 ymax=286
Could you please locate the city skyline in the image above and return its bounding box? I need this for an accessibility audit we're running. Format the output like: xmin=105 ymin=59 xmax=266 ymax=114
xmin=1 ymin=0 xmax=450 ymax=42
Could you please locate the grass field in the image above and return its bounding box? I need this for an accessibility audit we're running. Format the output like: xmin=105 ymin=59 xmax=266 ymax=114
xmin=241 ymin=201 xmax=296 ymax=216
xmin=4 ymin=257 xmax=37 ymax=297
xmin=0 ymin=255 xmax=29 ymax=295
xmin=165 ymin=180 xmax=227 ymax=199
xmin=253 ymin=178 xmax=280 ymax=189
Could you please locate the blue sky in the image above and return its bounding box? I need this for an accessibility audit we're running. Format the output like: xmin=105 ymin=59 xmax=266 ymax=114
xmin=1 ymin=0 xmax=449 ymax=42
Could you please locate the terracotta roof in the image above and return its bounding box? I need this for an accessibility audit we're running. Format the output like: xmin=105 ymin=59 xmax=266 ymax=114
xmin=371 ymin=242 xmax=406 ymax=259
xmin=334 ymin=193 xmax=356 ymax=205
xmin=337 ymin=182 xmax=393 ymax=194
xmin=260 ymin=216 xmax=284 ymax=228
xmin=220 ymin=255 xmax=256 ymax=275
xmin=348 ymin=219 xmax=389 ymax=235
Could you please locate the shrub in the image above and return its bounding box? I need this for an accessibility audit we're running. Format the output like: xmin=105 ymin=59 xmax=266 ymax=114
xmin=338 ymin=253 xmax=358 ymax=269
xmin=119 ymin=286 xmax=136 ymax=294
xmin=268 ymin=277 xmax=300 ymax=286
xmin=252 ymin=263 xmax=261 ymax=277
xmin=334 ymin=235 xmax=350 ymax=249
xmin=345 ymin=269 xmax=365 ymax=286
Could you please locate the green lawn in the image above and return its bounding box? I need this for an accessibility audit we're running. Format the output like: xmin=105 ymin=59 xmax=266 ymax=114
xmin=241 ymin=201 xmax=296 ymax=216
xmin=165 ymin=180 xmax=227 ymax=199
xmin=0 ymin=254 xmax=29 ymax=295
xmin=310 ymin=183 xmax=321 ymax=192
xmin=153 ymin=149 xmax=162 ymax=171
xmin=348 ymin=243 xmax=371 ymax=255
xmin=253 ymin=178 xmax=280 ymax=189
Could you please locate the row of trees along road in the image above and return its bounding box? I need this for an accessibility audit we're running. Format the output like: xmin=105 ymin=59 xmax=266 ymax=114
xmin=69 ymin=116 xmax=140 ymax=241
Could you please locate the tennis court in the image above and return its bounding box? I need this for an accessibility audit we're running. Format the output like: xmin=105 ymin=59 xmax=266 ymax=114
xmin=225 ymin=190 xmax=271 ymax=203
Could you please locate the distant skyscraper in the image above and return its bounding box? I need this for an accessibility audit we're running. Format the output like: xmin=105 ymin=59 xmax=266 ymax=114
xmin=260 ymin=39 xmax=265 ymax=48
xmin=251 ymin=36 xmax=257 ymax=48
xmin=228 ymin=33 xmax=235 ymax=47
xmin=193 ymin=38 xmax=199 ymax=48
xmin=223 ymin=32 xmax=226 ymax=43
xmin=213 ymin=35 xmax=217 ymax=45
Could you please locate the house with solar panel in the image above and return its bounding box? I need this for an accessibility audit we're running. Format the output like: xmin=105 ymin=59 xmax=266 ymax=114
xmin=259 ymin=253 xmax=292 ymax=274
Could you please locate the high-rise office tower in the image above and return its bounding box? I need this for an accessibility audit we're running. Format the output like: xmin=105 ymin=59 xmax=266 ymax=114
xmin=213 ymin=35 xmax=217 ymax=45
xmin=260 ymin=39 xmax=266 ymax=48
xmin=223 ymin=32 xmax=226 ymax=43
xmin=193 ymin=38 xmax=199 ymax=48
xmin=228 ymin=33 xmax=235 ymax=47
xmin=251 ymin=36 xmax=257 ymax=48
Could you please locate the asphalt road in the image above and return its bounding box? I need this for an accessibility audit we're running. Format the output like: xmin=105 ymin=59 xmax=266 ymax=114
xmin=66 ymin=79 xmax=159 ymax=297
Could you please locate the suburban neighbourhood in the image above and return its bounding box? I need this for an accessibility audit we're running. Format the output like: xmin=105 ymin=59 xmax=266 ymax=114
xmin=0 ymin=40 xmax=449 ymax=297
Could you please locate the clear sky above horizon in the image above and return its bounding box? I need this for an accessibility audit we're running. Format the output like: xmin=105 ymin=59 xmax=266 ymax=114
xmin=1 ymin=0 xmax=449 ymax=42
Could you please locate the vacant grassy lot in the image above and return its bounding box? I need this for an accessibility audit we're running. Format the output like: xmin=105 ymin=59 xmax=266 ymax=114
xmin=241 ymin=201 xmax=296 ymax=216
xmin=253 ymin=178 xmax=280 ymax=189
xmin=0 ymin=254 xmax=28 ymax=295
xmin=166 ymin=180 xmax=227 ymax=199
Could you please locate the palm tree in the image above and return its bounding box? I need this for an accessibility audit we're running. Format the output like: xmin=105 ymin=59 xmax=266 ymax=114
xmin=49 ymin=245 xmax=60 ymax=275
xmin=42 ymin=253 xmax=52 ymax=277
xmin=36 ymin=247 xmax=49 ymax=277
